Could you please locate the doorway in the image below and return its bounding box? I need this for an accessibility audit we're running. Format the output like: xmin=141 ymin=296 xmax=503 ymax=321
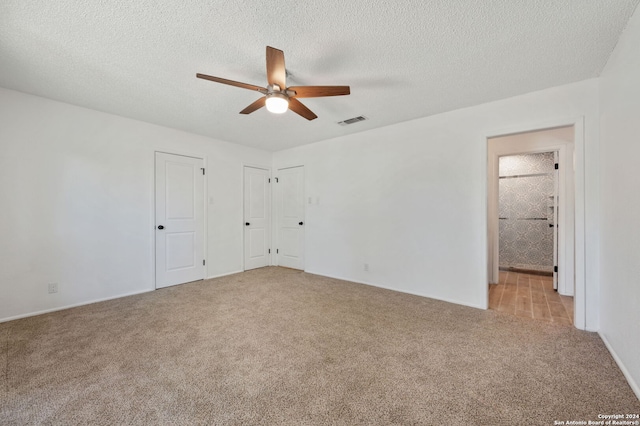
xmin=498 ymin=151 xmax=557 ymax=280
xmin=487 ymin=126 xmax=575 ymax=324
xmin=155 ymin=152 xmax=205 ymax=289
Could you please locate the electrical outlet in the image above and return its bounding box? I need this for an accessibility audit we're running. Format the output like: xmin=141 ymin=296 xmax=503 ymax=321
xmin=48 ymin=283 xmax=58 ymax=294
xmin=364 ymin=263 xmax=369 ymax=272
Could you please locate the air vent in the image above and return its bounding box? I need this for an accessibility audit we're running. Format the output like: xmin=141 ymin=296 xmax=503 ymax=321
xmin=338 ymin=116 xmax=367 ymax=126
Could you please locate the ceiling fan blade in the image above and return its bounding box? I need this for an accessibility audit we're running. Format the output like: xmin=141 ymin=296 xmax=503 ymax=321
xmin=288 ymin=86 xmax=351 ymax=98
xmin=288 ymin=98 xmax=317 ymax=121
xmin=196 ymin=73 xmax=267 ymax=93
xmin=266 ymin=46 xmax=286 ymax=90
xmin=239 ymin=97 xmax=266 ymax=115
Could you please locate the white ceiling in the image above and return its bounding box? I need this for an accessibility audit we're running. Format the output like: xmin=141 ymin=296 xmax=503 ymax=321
xmin=1 ymin=1 xmax=638 ymax=151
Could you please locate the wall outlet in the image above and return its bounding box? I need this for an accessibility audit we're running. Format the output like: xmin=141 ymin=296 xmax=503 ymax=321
xmin=48 ymin=283 xmax=58 ymax=294
xmin=364 ymin=263 xmax=369 ymax=272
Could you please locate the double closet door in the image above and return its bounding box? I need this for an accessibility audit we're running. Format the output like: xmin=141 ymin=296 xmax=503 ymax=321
xmin=243 ymin=165 xmax=305 ymax=271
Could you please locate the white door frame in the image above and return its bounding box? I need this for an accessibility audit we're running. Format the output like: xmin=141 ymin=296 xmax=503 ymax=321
xmin=484 ymin=117 xmax=587 ymax=330
xmin=242 ymin=164 xmax=272 ymax=270
xmin=154 ymin=150 xmax=207 ymax=288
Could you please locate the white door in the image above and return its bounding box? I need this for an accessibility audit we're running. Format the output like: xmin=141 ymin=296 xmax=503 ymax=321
xmin=155 ymin=152 xmax=205 ymax=289
xmin=276 ymin=166 xmax=305 ymax=270
xmin=552 ymin=151 xmax=559 ymax=290
xmin=244 ymin=166 xmax=271 ymax=270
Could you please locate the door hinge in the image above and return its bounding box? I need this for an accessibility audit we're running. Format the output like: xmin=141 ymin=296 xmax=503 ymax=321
xmin=201 ymin=168 xmax=205 ymax=175
xmin=554 ymin=163 xmax=558 ymax=170
xmin=203 ymin=259 xmax=206 ymax=265
xmin=277 ymin=249 xmax=279 ymax=254
xmin=554 ymin=265 xmax=558 ymax=273
xmin=268 ymin=249 xmax=271 ymax=254
xmin=268 ymin=178 xmax=271 ymax=183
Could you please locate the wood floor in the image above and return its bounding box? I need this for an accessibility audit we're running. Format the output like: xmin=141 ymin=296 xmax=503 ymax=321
xmin=489 ymin=271 xmax=574 ymax=325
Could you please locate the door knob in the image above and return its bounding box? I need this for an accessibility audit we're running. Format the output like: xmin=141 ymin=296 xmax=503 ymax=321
xmin=157 ymin=225 xmax=164 ymax=230
xmin=245 ymin=222 xmax=250 ymax=226
xmin=299 ymin=222 xmax=304 ymax=225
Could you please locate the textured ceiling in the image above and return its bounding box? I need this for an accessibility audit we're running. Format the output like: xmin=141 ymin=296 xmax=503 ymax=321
xmin=1 ymin=1 xmax=638 ymax=151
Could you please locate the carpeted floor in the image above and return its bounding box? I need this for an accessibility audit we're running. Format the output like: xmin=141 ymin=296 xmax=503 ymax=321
xmin=1 ymin=267 xmax=638 ymax=425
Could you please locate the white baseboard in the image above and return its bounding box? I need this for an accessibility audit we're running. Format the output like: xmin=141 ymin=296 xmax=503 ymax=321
xmin=1 ymin=270 xmax=246 ymax=324
xmin=599 ymin=331 xmax=640 ymax=401
xmin=0 ymin=288 xmax=154 ymax=324
xmin=304 ymin=269 xmax=486 ymax=311
xmin=206 ymin=270 xmax=243 ymax=280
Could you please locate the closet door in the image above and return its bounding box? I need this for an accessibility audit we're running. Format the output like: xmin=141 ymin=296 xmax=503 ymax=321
xmin=244 ymin=166 xmax=271 ymax=270
xmin=155 ymin=152 xmax=205 ymax=288
xmin=276 ymin=166 xmax=304 ymax=270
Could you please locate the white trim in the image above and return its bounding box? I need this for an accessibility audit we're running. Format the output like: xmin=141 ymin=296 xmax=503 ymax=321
xmin=276 ymin=163 xmax=306 ymax=171
xmin=483 ymin=117 xmax=585 ymax=141
xmin=0 ymin=289 xmax=153 ymax=324
xmin=483 ymin=116 xmax=587 ymax=330
xmin=202 ymin=156 xmax=208 ymax=279
xmin=1 ymin=268 xmax=246 ymax=323
xmin=242 ymin=162 xmax=272 ymax=170
xmin=206 ymin=270 xmax=244 ymax=280
xmin=154 ymin=149 xmax=205 ymax=160
xmin=599 ymin=332 xmax=640 ymax=401
xmin=304 ymin=270 xmax=486 ymax=311
xmin=573 ymin=118 xmax=587 ymax=331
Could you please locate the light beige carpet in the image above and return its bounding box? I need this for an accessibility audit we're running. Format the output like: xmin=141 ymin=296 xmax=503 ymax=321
xmin=1 ymin=267 xmax=638 ymax=425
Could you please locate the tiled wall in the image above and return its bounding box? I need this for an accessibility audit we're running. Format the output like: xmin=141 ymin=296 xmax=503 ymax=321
xmin=498 ymin=152 xmax=555 ymax=272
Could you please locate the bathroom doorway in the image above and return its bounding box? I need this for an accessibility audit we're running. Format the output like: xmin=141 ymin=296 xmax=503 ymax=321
xmin=487 ymin=126 xmax=575 ymax=325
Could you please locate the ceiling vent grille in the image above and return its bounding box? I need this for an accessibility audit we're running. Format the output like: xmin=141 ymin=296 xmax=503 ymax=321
xmin=338 ymin=116 xmax=367 ymax=126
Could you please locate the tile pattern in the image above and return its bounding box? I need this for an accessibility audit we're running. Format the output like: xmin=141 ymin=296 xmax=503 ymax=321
xmin=489 ymin=271 xmax=574 ymax=325
xmin=499 ymin=152 xmax=556 ymax=272
xmin=499 ymin=152 xmax=555 ymax=175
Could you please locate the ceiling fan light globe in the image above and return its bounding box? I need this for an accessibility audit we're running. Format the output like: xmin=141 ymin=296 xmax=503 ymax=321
xmin=266 ymin=94 xmax=289 ymax=114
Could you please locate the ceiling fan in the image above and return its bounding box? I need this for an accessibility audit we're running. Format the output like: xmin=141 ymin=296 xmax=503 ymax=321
xmin=196 ymin=46 xmax=350 ymax=121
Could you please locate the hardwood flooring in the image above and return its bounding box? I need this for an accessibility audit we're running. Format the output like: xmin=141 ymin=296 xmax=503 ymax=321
xmin=489 ymin=271 xmax=574 ymax=325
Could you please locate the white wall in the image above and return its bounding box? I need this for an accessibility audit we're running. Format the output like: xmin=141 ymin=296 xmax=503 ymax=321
xmin=0 ymin=79 xmax=603 ymax=331
xmin=274 ymin=79 xmax=599 ymax=324
xmin=0 ymin=88 xmax=271 ymax=322
xmin=598 ymin=5 xmax=640 ymax=398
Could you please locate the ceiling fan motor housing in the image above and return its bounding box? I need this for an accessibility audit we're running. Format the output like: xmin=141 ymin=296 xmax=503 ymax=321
xmin=265 ymin=91 xmax=289 ymax=114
